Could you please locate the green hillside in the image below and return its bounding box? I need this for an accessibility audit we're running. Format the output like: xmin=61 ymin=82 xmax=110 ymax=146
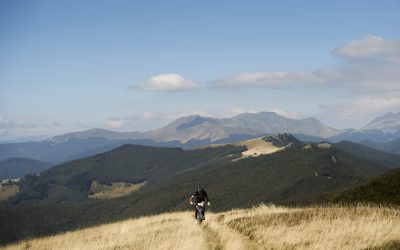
xmin=0 ymin=137 xmax=391 ymax=245
xmin=361 ymin=139 xmax=400 ymax=155
xmin=131 ymin=145 xmax=389 ymax=212
xmin=336 ymin=168 xmax=400 ymax=205
xmin=335 ymin=141 xmax=400 ymax=168
xmin=7 ymin=144 xmax=242 ymax=205
xmin=0 ymin=158 xmax=53 ymax=180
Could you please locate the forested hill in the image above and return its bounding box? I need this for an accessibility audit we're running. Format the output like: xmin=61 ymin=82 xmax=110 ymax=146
xmin=0 ymin=136 xmax=392 ymax=245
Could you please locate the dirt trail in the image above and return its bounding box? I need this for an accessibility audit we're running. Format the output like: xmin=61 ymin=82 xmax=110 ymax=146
xmin=202 ymin=223 xmax=224 ymax=250
xmin=200 ymin=213 xmax=261 ymax=250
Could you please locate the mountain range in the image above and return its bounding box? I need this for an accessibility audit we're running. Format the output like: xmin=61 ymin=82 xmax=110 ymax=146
xmin=364 ymin=112 xmax=400 ymax=132
xmin=51 ymin=112 xmax=339 ymax=143
xmin=0 ymin=111 xmax=399 ymax=178
xmin=49 ymin=111 xmax=400 ymax=144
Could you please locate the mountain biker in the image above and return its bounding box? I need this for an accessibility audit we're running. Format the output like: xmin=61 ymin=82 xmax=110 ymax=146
xmin=189 ymin=187 xmax=211 ymax=219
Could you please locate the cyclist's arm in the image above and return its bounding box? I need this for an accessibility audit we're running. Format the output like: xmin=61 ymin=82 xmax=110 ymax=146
xmin=204 ymin=191 xmax=210 ymax=202
xmin=189 ymin=195 xmax=194 ymax=204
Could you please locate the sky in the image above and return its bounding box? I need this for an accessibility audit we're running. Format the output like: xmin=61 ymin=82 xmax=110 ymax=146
xmin=1 ymin=0 xmax=400 ymax=140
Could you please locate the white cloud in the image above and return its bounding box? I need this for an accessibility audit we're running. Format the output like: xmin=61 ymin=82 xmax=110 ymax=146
xmin=131 ymin=74 xmax=199 ymax=92
xmin=318 ymin=93 xmax=400 ymax=129
xmin=333 ymin=35 xmax=400 ymax=61
xmin=213 ymin=71 xmax=327 ymax=88
xmin=0 ymin=116 xmax=35 ymax=129
xmin=321 ymin=95 xmax=400 ymax=117
xmin=0 ymin=116 xmax=71 ymax=140
xmin=141 ymin=112 xmax=156 ymax=120
xmin=212 ymin=36 xmax=400 ymax=93
xmin=104 ymin=118 xmax=125 ymax=128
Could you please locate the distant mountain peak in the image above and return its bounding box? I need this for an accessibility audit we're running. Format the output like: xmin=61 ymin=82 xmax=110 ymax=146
xmin=364 ymin=112 xmax=400 ymax=132
xmin=233 ymin=111 xmax=281 ymax=118
xmin=50 ymin=128 xmax=141 ymax=143
xmin=175 ymin=116 xmax=218 ymax=131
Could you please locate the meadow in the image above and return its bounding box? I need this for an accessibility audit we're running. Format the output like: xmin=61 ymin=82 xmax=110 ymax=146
xmin=4 ymin=204 xmax=400 ymax=250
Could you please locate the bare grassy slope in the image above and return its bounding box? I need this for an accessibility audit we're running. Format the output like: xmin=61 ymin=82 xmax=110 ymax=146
xmin=5 ymin=204 xmax=400 ymax=250
xmin=233 ymin=138 xmax=285 ymax=158
xmin=0 ymin=184 xmax=19 ymax=201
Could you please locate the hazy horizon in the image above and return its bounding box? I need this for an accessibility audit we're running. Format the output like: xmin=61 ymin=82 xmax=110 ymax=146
xmin=1 ymin=0 xmax=400 ymax=140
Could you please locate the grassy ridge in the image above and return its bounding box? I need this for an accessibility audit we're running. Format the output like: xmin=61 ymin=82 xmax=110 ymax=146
xmin=4 ymin=204 xmax=400 ymax=250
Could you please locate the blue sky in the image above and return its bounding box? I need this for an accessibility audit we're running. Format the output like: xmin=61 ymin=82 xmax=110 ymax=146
xmin=1 ymin=0 xmax=400 ymax=139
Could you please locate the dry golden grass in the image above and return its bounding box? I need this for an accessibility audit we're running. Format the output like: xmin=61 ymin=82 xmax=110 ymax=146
xmin=233 ymin=138 xmax=287 ymax=160
xmin=0 ymin=184 xmax=19 ymax=201
xmin=88 ymin=181 xmax=147 ymax=199
xmin=317 ymin=143 xmax=332 ymax=149
xmin=4 ymin=204 xmax=400 ymax=250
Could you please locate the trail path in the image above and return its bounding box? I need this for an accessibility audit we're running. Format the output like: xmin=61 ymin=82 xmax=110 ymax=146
xmin=200 ymin=212 xmax=262 ymax=250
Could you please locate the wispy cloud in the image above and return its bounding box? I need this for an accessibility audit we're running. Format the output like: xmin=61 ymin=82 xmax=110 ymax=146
xmin=0 ymin=115 xmax=73 ymax=140
xmin=333 ymin=35 xmax=400 ymax=61
xmin=212 ymin=36 xmax=400 ymax=94
xmin=130 ymin=74 xmax=199 ymax=92
xmin=213 ymin=71 xmax=327 ymax=88
xmin=0 ymin=116 xmax=36 ymax=129
xmin=320 ymin=94 xmax=400 ymax=118
xmin=104 ymin=118 xmax=126 ymax=129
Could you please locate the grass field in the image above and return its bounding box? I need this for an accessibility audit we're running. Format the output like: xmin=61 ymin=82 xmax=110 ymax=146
xmin=0 ymin=184 xmax=19 ymax=201
xmin=88 ymin=180 xmax=147 ymax=199
xmin=4 ymin=204 xmax=400 ymax=250
xmin=234 ymin=138 xmax=285 ymax=159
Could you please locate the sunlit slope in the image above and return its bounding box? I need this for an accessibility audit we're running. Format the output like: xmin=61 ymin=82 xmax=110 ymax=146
xmin=233 ymin=138 xmax=286 ymax=159
xmin=5 ymin=204 xmax=400 ymax=250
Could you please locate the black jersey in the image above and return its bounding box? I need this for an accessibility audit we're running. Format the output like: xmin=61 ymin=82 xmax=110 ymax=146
xmin=192 ymin=190 xmax=209 ymax=203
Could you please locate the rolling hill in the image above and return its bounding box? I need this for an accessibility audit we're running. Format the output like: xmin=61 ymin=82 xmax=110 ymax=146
xmin=361 ymin=138 xmax=400 ymax=155
xmin=0 ymin=137 xmax=119 ymax=163
xmin=334 ymin=141 xmax=400 ymax=168
xmin=336 ymin=168 xmax=400 ymax=205
xmin=0 ymin=137 xmax=204 ymax=164
xmin=0 ymin=134 xmax=393 ymax=245
xmin=0 ymin=158 xmax=53 ymax=180
xmin=5 ymin=134 xmax=390 ymax=207
xmin=6 ymin=143 xmax=242 ymax=206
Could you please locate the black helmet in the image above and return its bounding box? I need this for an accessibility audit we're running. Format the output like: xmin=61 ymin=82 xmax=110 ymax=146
xmin=197 ymin=186 xmax=204 ymax=193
